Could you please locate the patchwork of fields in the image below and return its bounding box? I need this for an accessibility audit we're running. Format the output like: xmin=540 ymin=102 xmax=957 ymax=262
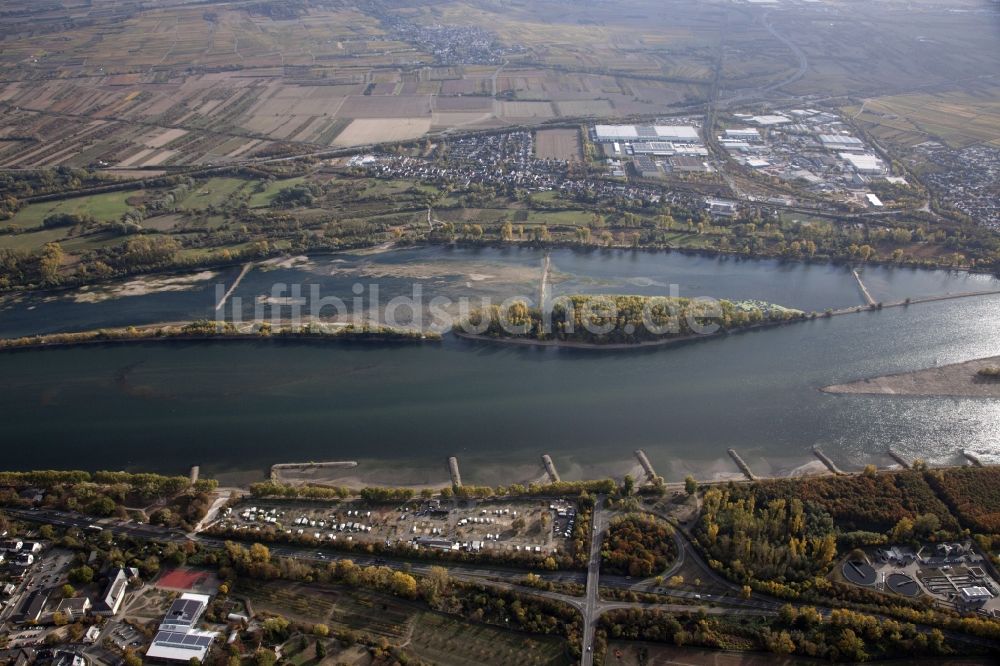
xmin=847 ymin=87 xmax=1000 ymax=149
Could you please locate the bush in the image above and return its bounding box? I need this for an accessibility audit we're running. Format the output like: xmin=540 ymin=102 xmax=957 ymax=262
xmin=42 ymin=212 xmax=89 ymax=228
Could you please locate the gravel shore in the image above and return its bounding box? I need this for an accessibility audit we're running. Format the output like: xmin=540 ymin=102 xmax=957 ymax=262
xmin=822 ymin=355 xmax=1000 ymax=398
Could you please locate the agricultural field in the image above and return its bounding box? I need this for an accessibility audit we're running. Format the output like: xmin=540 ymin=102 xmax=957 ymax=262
xmin=247 ymin=176 xmax=310 ymax=209
xmin=240 ymin=579 xmax=571 ymax=665
xmin=534 ymin=129 xmax=583 ymax=162
xmin=335 ymin=118 xmax=434 ymax=147
xmin=0 ymin=0 xmax=992 ymax=168
xmin=846 ymin=88 xmax=1000 ymax=150
xmin=240 ymin=579 xmax=414 ymax=642
xmin=408 ymin=612 xmax=571 ymax=666
xmin=7 ymin=190 xmax=142 ymax=229
xmin=176 ymin=178 xmax=250 ymax=211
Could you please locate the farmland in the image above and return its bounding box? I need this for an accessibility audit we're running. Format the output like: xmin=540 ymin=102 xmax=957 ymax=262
xmin=0 ymin=0 xmax=992 ymax=170
xmin=237 ymin=579 xmax=571 ymax=665
xmin=8 ymin=190 xmax=141 ymax=228
xmin=846 ymin=87 xmax=1000 ymax=150
xmin=535 ymin=129 xmax=583 ymax=162
xmin=240 ymin=579 xmax=415 ymax=642
xmin=409 ymin=612 xmax=571 ymax=666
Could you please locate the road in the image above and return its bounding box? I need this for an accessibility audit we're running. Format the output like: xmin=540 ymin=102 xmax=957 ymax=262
xmin=759 ymin=12 xmax=809 ymax=95
xmin=580 ymin=495 xmax=605 ymax=665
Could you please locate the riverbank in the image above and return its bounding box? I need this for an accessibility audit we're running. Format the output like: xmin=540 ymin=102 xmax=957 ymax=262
xmin=822 ymin=355 xmax=1000 ymax=398
xmin=3 ymin=240 xmax=999 ymax=301
xmin=0 ymin=321 xmax=440 ymax=352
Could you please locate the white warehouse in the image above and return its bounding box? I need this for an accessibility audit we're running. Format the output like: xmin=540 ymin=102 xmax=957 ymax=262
xmin=840 ymin=152 xmax=886 ymax=175
xmin=594 ymin=125 xmax=700 ymax=143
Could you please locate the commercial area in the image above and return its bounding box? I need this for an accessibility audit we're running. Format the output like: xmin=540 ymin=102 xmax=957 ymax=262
xmin=592 ymin=121 xmax=711 ymax=177
xmin=720 ymin=109 xmax=895 ymax=208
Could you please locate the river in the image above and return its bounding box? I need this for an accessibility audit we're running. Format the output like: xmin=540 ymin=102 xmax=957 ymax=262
xmin=1 ymin=246 xmax=998 ymax=485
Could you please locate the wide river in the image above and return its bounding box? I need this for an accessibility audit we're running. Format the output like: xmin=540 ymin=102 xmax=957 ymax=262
xmin=1 ymin=246 xmax=998 ymax=486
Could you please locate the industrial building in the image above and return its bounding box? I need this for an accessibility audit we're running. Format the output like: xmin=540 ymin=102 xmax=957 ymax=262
xmin=840 ymin=152 xmax=886 ymax=175
xmin=820 ymin=134 xmax=865 ymax=151
xmin=706 ymin=198 xmax=739 ymax=218
xmin=866 ymin=193 xmax=884 ymax=207
xmin=145 ymin=593 xmax=217 ymax=663
xmin=628 ymin=141 xmax=708 ymax=157
xmin=670 ymin=156 xmax=710 ymax=172
xmin=723 ymin=128 xmax=761 ymax=142
xmin=959 ymin=586 xmax=993 ymax=605
xmin=593 ymin=125 xmax=700 ymax=143
xmin=632 ymin=155 xmax=661 ymax=178
xmin=750 ymin=114 xmax=791 ymax=126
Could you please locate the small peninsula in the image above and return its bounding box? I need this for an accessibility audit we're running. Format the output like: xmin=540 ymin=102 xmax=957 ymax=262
xmin=0 ymin=320 xmax=438 ymax=351
xmin=822 ymin=355 xmax=1000 ymax=398
xmin=457 ymin=294 xmax=805 ymax=348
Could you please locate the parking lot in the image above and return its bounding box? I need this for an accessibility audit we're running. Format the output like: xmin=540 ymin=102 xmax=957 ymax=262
xmin=218 ymin=498 xmax=583 ymax=556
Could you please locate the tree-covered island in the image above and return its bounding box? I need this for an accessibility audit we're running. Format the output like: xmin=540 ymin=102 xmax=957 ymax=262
xmin=458 ymin=294 xmax=805 ymax=346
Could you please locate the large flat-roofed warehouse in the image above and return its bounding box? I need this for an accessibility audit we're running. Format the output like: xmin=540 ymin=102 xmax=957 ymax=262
xmin=631 ymin=141 xmax=709 ymax=157
xmin=594 ymin=125 xmax=700 ymax=143
xmin=145 ymin=593 xmax=217 ymax=663
xmin=632 ymin=155 xmax=661 ymax=178
xmin=840 ymin=152 xmax=886 ymax=174
xmin=723 ymin=128 xmax=761 ymax=142
xmin=819 ymin=134 xmax=865 ymax=151
xmin=669 ymin=156 xmax=709 ymax=172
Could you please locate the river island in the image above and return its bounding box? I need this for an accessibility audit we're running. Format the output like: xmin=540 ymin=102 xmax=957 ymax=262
xmin=456 ymin=294 xmax=806 ymax=348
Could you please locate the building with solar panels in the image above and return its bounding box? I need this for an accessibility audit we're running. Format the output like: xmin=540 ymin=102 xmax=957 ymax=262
xmin=145 ymin=593 xmax=217 ymax=662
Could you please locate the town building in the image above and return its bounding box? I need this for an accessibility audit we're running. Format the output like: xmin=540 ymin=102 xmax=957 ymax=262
xmin=1 ymin=539 xmax=23 ymax=553
xmin=56 ymin=597 xmax=91 ymax=621
xmin=95 ymin=568 xmax=130 ymax=616
xmin=145 ymin=593 xmax=217 ymax=663
xmin=18 ymin=589 xmax=50 ymax=623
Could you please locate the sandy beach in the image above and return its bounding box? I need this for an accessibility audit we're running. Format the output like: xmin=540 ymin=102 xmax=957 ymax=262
xmin=822 ymin=355 xmax=1000 ymax=398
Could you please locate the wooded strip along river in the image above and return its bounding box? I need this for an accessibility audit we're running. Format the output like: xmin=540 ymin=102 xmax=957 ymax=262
xmin=1 ymin=247 xmax=998 ymax=485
